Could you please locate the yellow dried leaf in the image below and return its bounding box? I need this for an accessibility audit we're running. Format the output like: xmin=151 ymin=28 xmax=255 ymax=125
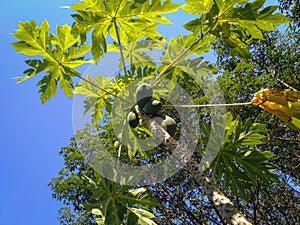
xmin=252 ymin=88 xmax=300 ymax=131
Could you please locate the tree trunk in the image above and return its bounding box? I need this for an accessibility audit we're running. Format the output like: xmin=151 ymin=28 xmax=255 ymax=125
xmin=137 ymin=107 xmax=251 ymax=225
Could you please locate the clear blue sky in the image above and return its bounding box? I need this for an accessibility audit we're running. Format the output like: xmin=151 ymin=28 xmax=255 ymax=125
xmin=0 ymin=0 xmax=278 ymax=224
xmin=1 ymin=1 xmax=76 ymax=225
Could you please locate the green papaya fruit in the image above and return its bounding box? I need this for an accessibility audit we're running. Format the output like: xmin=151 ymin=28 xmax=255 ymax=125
xmin=153 ymin=114 xmax=177 ymax=136
xmin=127 ymin=111 xmax=139 ymax=128
xmin=136 ymin=83 xmax=153 ymax=108
xmin=143 ymin=99 xmax=162 ymax=116
xmin=161 ymin=115 xmax=177 ymax=136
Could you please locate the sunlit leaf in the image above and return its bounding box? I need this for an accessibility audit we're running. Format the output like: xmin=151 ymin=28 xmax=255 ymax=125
xmin=11 ymin=19 xmax=50 ymax=56
xmin=74 ymin=74 xmax=114 ymax=124
xmin=182 ymin=0 xmax=213 ymax=14
xmin=70 ymin=0 xmax=180 ymax=61
xmin=128 ymin=208 xmax=157 ymax=225
xmin=183 ymin=0 xmax=288 ymax=58
xmin=108 ymin=36 xmax=165 ymax=69
xmin=252 ymin=88 xmax=300 ymax=131
xmin=82 ymin=175 xmax=158 ymax=225
xmin=11 ymin=20 xmax=92 ymax=103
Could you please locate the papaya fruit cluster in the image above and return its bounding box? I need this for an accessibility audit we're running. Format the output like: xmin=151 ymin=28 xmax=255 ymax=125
xmin=127 ymin=83 xmax=177 ymax=137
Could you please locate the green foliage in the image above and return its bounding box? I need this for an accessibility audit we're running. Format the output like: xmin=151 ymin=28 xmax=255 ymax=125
xmin=278 ymin=0 xmax=300 ymax=29
xmin=108 ymin=37 xmax=165 ymax=69
xmin=73 ymin=74 xmax=116 ymax=125
xmin=50 ymin=136 xmax=159 ymax=225
xmin=182 ymin=0 xmax=213 ymax=14
xmin=58 ymin=206 xmax=96 ymax=225
xmin=158 ymin=35 xmax=215 ymax=78
xmin=48 ymin=142 xmax=96 ymax=225
xmin=183 ymin=0 xmax=289 ymax=57
xmin=70 ymin=0 xmax=180 ymax=62
xmin=11 ymin=0 xmax=288 ymax=104
xmin=201 ymin=113 xmax=279 ymax=200
xmin=215 ymin=26 xmax=300 ymax=222
xmin=81 ymin=175 xmax=158 ymax=225
xmin=11 ymin=20 xmax=92 ymax=103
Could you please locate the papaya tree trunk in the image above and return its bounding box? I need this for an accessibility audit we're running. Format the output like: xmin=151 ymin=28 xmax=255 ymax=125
xmin=137 ymin=107 xmax=251 ymax=225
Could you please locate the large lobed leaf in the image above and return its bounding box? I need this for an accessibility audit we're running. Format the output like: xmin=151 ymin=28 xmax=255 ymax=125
xmin=183 ymin=0 xmax=289 ymax=58
xmin=70 ymin=0 xmax=180 ymax=62
xmin=200 ymin=112 xmax=279 ymax=200
xmin=82 ymin=175 xmax=158 ymax=225
xmin=108 ymin=36 xmax=165 ymax=70
xmin=11 ymin=20 xmax=92 ymax=103
xmin=73 ymin=74 xmax=116 ymax=125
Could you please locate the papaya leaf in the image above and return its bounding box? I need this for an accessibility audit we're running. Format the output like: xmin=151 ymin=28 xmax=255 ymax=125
xmin=82 ymin=176 xmax=158 ymax=225
xmin=201 ymin=112 xmax=279 ymax=201
xmin=252 ymin=88 xmax=300 ymax=131
xmin=11 ymin=19 xmax=51 ymax=56
xmin=91 ymin=208 xmax=105 ymax=225
xmin=51 ymin=24 xmax=80 ymax=51
xmin=70 ymin=0 xmax=180 ymax=61
xmin=128 ymin=208 xmax=157 ymax=225
xmin=74 ymin=74 xmax=114 ymax=124
xmin=14 ymin=59 xmax=48 ymax=83
xmin=11 ymin=19 xmax=92 ymax=103
xmin=182 ymin=0 xmax=213 ymax=14
xmin=108 ymin=36 xmax=165 ymax=69
xmin=73 ymin=75 xmax=101 ymax=98
xmin=158 ymin=35 xmax=215 ymax=80
xmin=183 ymin=0 xmax=288 ymax=58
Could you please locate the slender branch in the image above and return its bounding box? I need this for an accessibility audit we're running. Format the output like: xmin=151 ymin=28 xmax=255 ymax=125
xmin=156 ymin=198 xmax=177 ymax=225
xmin=165 ymin=102 xmax=253 ymax=108
xmin=273 ymin=137 xmax=300 ymax=142
xmin=271 ymin=71 xmax=298 ymax=91
xmin=157 ymin=182 xmax=202 ymax=225
xmin=156 ymin=183 xmax=189 ymax=224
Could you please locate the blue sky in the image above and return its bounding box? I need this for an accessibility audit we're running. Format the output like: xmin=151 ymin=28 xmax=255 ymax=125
xmin=1 ymin=1 xmax=77 ymax=225
xmin=0 ymin=0 xmax=279 ymax=225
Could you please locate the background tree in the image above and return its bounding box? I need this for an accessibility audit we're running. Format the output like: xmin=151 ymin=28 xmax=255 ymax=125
xmin=214 ymin=1 xmax=300 ymax=223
